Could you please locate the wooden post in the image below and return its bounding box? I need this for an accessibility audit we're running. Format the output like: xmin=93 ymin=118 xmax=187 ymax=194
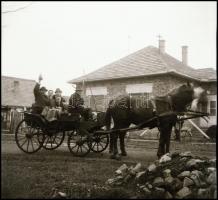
xmin=187 ymin=118 xmax=210 ymax=139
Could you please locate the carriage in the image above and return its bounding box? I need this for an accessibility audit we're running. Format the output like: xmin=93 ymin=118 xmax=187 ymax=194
xmin=15 ymin=83 xmax=210 ymax=158
xmin=15 ymin=111 xmax=109 ymax=157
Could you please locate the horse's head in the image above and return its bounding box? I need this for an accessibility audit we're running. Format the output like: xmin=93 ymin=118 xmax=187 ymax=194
xmin=170 ymin=82 xmax=207 ymax=112
xmin=190 ymin=85 xmax=208 ymax=111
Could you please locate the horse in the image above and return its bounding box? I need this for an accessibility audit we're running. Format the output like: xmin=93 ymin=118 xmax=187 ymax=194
xmin=105 ymin=82 xmax=208 ymax=159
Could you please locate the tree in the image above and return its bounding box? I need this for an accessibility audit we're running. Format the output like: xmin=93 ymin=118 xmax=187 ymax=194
xmin=2 ymin=1 xmax=33 ymax=14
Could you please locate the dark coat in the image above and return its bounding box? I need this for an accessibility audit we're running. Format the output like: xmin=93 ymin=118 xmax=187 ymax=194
xmin=33 ymin=83 xmax=50 ymax=108
xmin=69 ymin=92 xmax=84 ymax=108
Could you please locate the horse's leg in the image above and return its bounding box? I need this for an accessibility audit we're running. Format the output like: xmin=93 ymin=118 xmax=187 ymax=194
xmin=157 ymin=128 xmax=166 ymax=159
xmin=119 ymin=131 xmax=127 ymax=156
xmin=113 ymin=132 xmax=118 ymax=155
xmin=165 ymin=123 xmax=173 ymax=153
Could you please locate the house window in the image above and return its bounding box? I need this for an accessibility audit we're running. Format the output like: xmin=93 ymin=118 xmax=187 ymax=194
xmin=13 ymin=80 xmax=19 ymax=92
xmin=86 ymin=86 xmax=107 ymax=111
xmin=126 ymin=83 xmax=153 ymax=94
xmin=86 ymin=86 xmax=107 ymax=96
xmin=210 ymin=101 xmax=216 ymax=116
xmin=129 ymin=93 xmax=151 ymax=108
xmin=126 ymin=83 xmax=153 ymax=109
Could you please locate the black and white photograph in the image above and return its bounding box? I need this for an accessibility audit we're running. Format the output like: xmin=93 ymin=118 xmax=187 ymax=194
xmin=2 ymin=1 xmax=217 ymax=199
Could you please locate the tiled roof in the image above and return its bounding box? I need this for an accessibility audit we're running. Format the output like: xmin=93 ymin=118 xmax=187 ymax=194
xmin=2 ymin=76 xmax=36 ymax=107
xmin=69 ymin=46 xmax=216 ymax=83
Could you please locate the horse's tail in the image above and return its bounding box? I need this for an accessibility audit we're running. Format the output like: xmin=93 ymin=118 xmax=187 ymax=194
xmin=105 ymin=107 xmax=112 ymax=130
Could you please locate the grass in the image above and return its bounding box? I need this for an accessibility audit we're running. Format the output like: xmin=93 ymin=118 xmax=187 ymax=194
xmin=2 ymin=151 xmax=141 ymax=199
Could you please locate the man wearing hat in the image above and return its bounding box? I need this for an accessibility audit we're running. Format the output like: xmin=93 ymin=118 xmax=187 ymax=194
xmin=32 ymin=74 xmax=50 ymax=114
xmin=68 ymin=87 xmax=91 ymax=120
xmin=69 ymin=88 xmax=84 ymax=109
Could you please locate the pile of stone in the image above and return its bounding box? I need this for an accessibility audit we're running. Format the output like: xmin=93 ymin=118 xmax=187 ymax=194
xmin=106 ymin=151 xmax=216 ymax=199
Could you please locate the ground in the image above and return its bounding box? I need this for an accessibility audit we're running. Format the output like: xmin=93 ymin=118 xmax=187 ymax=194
xmin=1 ymin=135 xmax=216 ymax=199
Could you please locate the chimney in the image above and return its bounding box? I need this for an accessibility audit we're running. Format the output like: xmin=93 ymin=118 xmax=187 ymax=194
xmin=159 ymin=39 xmax=165 ymax=54
xmin=182 ymin=45 xmax=188 ymax=65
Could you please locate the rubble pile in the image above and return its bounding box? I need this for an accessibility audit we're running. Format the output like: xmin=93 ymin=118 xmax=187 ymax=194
xmin=106 ymin=151 xmax=217 ymax=199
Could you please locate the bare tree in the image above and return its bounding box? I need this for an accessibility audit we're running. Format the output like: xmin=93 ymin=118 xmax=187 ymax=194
xmin=2 ymin=2 xmax=33 ymax=14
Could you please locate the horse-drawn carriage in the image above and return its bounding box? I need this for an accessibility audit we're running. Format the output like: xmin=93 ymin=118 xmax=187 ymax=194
xmin=15 ymin=111 xmax=109 ymax=157
xmin=15 ymin=83 xmax=210 ymax=158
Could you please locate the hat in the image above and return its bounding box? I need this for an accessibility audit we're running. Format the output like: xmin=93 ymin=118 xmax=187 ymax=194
xmin=40 ymin=87 xmax=48 ymax=92
xmin=55 ymin=88 xmax=62 ymax=93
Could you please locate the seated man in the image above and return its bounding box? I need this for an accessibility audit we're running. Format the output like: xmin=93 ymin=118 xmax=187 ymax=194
xmin=32 ymin=74 xmax=50 ymax=114
xmin=68 ymin=88 xmax=91 ymax=120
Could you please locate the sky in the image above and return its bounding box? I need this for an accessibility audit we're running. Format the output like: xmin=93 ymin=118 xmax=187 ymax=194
xmin=2 ymin=1 xmax=217 ymax=96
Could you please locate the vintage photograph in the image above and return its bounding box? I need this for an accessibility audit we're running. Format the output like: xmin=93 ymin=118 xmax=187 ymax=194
xmin=2 ymin=1 xmax=217 ymax=199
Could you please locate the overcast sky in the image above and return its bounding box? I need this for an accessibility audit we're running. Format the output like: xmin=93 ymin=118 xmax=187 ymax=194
xmin=2 ymin=1 xmax=217 ymax=95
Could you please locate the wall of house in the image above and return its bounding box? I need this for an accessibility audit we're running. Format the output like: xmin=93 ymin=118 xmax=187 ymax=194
xmin=2 ymin=76 xmax=36 ymax=107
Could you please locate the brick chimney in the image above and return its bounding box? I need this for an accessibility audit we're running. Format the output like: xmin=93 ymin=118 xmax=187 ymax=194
xmin=182 ymin=46 xmax=188 ymax=65
xmin=159 ymin=39 xmax=165 ymax=54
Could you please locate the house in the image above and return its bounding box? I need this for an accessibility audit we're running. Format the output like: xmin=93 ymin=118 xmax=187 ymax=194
xmin=68 ymin=40 xmax=216 ymax=128
xmin=1 ymin=76 xmax=36 ymax=131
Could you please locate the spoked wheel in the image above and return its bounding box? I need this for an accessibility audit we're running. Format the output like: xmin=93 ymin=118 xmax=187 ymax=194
xmin=90 ymin=132 xmax=109 ymax=153
xmin=15 ymin=119 xmax=45 ymax=154
xmin=67 ymin=129 xmax=91 ymax=157
xmin=42 ymin=131 xmax=65 ymax=150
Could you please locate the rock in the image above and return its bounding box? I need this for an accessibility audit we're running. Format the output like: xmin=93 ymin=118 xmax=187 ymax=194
xmin=165 ymin=191 xmax=173 ymax=199
xmin=183 ymin=177 xmax=194 ymax=187
xmin=209 ymin=158 xmax=216 ymax=164
xmin=154 ymin=187 xmax=165 ymax=197
xmin=106 ymin=178 xmax=115 ymax=185
xmin=178 ymin=171 xmax=191 ymax=179
xmin=180 ymin=151 xmax=192 ymax=157
xmin=191 ymin=170 xmax=204 ymax=179
xmin=190 ymin=170 xmax=206 ymax=187
xmin=170 ymin=178 xmax=183 ymax=192
xmin=146 ymin=183 xmax=153 ymax=190
xmin=115 ymin=164 xmax=128 ymax=175
xmin=159 ymin=153 xmax=172 ymax=163
xmin=207 ymin=171 xmax=217 ymax=185
xmin=123 ymin=174 xmax=134 ymax=183
xmin=130 ymin=163 xmax=142 ymax=175
xmin=207 ymin=167 xmax=216 ymax=174
xmin=164 ymin=176 xmax=174 ymax=185
xmin=180 ymin=157 xmax=188 ymax=162
xmin=135 ymin=171 xmax=146 ymax=183
xmin=106 ymin=175 xmax=123 ymax=185
xmin=163 ymin=169 xmax=171 ymax=178
xmin=153 ymin=177 xmax=164 ymax=187
xmin=147 ymin=163 xmax=157 ymax=173
xmin=170 ymin=151 xmax=180 ymax=159
xmin=142 ymin=186 xmax=151 ymax=196
xmin=197 ymin=188 xmax=210 ymax=198
xmin=186 ymin=159 xmax=201 ymax=169
xmin=57 ymin=192 xmax=67 ymax=199
xmin=176 ymin=187 xmax=192 ymax=199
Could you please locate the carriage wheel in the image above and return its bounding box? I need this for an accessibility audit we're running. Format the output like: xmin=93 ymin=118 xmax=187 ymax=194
xmin=15 ymin=119 xmax=45 ymax=154
xmin=67 ymin=129 xmax=91 ymax=157
xmin=42 ymin=131 xmax=65 ymax=150
xmin=90 ymin=133 xmax=109 ymax=153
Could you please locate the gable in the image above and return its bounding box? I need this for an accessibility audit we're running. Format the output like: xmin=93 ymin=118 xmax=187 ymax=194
xmin=2 ymin=76 xmax=36 ymax=107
